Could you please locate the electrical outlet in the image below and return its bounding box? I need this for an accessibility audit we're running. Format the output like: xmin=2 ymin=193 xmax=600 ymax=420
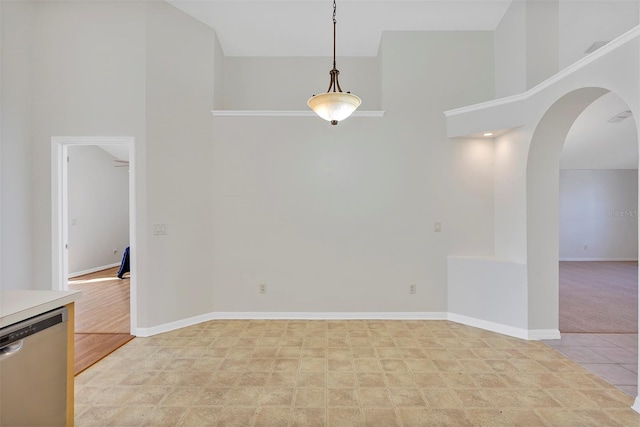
xmin=259 ymin=283 xmax=267 ymax=294
xmin=409 ymin=284 xmax=416 ymax=294
xmin=434 ymin=222 xmax=442 ymax=232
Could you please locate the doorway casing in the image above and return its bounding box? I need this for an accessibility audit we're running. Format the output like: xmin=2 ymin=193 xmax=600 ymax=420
xmin=51 ymin=136 xmax=137 ymax=334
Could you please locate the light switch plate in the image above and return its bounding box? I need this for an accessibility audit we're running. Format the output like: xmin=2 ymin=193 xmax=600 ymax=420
xmin=154 ymin=223 xmax=167 ymax=235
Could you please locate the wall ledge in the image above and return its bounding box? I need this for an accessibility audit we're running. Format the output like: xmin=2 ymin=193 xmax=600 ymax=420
xmin=211 ymin=110 xmax=386 ymax=118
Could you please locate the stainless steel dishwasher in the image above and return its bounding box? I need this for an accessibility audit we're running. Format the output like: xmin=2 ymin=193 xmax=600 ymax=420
xmin=0 ymin=307 xmax=69 ymax=426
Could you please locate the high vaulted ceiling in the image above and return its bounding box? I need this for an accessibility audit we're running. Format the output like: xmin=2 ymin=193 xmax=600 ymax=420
xmin=165 ymin=0 xmax=637 ymax=169
xmin=166 ymin=0 xmax=513 ymax=57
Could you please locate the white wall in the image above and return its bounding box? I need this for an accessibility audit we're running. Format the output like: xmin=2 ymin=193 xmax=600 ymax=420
xmin=67 ymin=146 xmax=129 ymax=275
xmin=494 ymin=0 xmax=639 ymax=98
xmin=211 ymin=31 xmax=495 ymax=313
xmin=559 ymin=0 xmax=639 ymax=70
xmin=30 ymin=1 xmax=147 ymax=291
xmin=526 ymin=0 xmax=559 ymax=89
xmin=2 ymin=0 xmax=497 ymax=327
xmin=494 ymin=127 xmax=531 ymax=262
xmin=1 ymin=1 xmax=35 ymax=290
xmin=446 ymin=29 xmax=640 ymax=333
xmin=224 ymin=57 xmax=380 ymax=110
xmin=494 ymin=0 xmax=526 ymax=98
xmin=559 ymin=169 xmax=638 ymax=261
xmin=144 ymin=0 xmax=217 ymax=327
xmin=0 ymin=0 xmax=227 ymax=329
xmin=213 ymin=32 xmax=225 ymax=110
xmin=448 ymin=256 xmax=528 ymax=334
xmin=494 ymin=0 xmax=560 ymax=97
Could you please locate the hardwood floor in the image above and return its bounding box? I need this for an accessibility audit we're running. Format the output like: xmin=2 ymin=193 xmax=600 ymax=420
xmin=74 ymin=333 xmax=134 ymax=374
xmin=69 ymin=267 xmax=134 ymax=374
xmin=69 ymin=267 xmax=130 ymax=333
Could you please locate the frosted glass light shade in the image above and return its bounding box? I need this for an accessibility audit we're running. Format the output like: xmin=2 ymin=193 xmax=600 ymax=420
xmin=307 ymin=92 xmax=362 ymax=124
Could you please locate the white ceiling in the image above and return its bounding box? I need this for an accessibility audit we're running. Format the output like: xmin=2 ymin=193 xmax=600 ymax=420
xmin=100 ymin=145 xmax=130 ymax=162
xmin=166 ymin=0 xmax=513 ymax=57
xmin=562 ymin=92 xmax=638 ymax=169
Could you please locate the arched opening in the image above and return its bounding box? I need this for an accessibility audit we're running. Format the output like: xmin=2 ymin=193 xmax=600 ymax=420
xmin=527 ymin=87 xmax=639 ymax=397
xmin=559 ymin=92 xmax=638 ymax=334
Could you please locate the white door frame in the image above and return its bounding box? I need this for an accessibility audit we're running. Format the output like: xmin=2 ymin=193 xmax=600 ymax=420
xmin=51 ymin=136 xmax=137 ymax=334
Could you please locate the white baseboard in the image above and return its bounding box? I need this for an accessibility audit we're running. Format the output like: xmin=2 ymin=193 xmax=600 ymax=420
xmin=209 ymin=312 xmax=449 ymax=321
xmin=136 ymin=311 xmax=559 ymax=340
xmin=632 ymin=396 xmax=640 ymax=414
xmin=68 ymin=262 xmax=120 ymax=279
xmin=559 ymin=258 xmax=638 ymax=262
xmin=135 ymin=311 xmax=448 ymax=337
xmin=447 ymin=313 xmax=530 ymax=340
xmin=135 ymin=311 xmax=558 ymax=341
xmin=136 ymin=311 xmax=221 ymax=337
xmin=447 ymin=313 xmax=560 ymax=340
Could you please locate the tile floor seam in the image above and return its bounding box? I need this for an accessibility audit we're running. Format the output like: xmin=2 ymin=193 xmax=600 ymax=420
xmin=542 ymin=333 xmax=638 ymax=397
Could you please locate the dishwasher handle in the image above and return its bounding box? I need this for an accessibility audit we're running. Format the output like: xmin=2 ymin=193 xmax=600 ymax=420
xmin=0 ymin=340 xmax=24 ymax=359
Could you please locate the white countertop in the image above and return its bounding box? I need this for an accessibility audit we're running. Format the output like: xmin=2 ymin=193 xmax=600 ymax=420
xmin=0 ymin=290 xmax=82 ymax=328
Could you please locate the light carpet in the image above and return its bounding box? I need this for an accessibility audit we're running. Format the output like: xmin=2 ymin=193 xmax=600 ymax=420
xmin=560 ymin=261 xmax=638 ymax=333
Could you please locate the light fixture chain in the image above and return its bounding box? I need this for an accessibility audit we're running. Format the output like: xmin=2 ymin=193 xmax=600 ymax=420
xmin=332 ymin=0 xmax=337 ymax=77
xmin=333 ymin=0 xmax=336 ymax=24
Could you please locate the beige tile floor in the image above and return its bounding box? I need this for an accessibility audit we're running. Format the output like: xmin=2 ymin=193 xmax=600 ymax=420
xmin=543 ymin=333 xmax=638 ymax=397
xmin=75 ymin=320 xmax=640 ymax=426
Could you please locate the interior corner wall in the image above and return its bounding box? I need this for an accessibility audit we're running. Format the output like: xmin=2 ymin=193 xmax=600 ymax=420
xmin=526 ymin=0 xmax=559 ymax=89
xmin=494 ymin=0 xmax=526 ymax=98
xmin=1 ymin=1 xmax=35 ymax=290
xmin=144 ymin=0 xmax=216 ymax=327
xmin=213 ymin=31 xmax=225 ymax=110
xmin=67 ymin=146 xmax=129 ymax=275
xmin=559 ymin=169 xmax=639 ymax=261
xmin=494 ymin=127 xmax=532 ymax=261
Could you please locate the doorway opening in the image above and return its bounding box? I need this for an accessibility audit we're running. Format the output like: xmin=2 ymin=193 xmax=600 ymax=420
xmin=51 ymin=136 xmax=137 ymax=322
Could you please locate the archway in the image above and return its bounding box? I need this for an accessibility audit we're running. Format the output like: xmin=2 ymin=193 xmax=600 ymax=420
xmin=559 ymin=92 xmax=638 ymax=334
xmin=527 ymin=87 xmax=612 ymax=331
xmin=526 ymin=87 xmax=639 ymax=399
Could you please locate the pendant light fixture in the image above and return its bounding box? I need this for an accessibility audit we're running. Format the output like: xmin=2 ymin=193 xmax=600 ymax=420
xmin=308 ymin=0 xmax=361 ymax=125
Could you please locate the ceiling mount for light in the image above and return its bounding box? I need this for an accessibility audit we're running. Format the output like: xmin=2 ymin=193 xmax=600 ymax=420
xmin=308 ymin=0 xmax=361 ymax=125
